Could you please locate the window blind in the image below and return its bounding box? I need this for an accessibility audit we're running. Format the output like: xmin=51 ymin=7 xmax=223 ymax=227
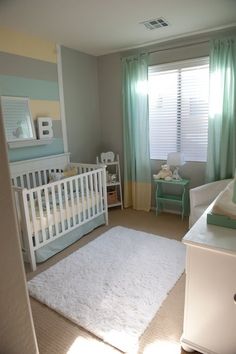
xmin=148 ymin=58 xmax=209 ymax=161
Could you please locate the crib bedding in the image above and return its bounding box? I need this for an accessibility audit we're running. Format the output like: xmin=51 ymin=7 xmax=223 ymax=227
xmin=35 ymin=214 xmax=105 ymax=263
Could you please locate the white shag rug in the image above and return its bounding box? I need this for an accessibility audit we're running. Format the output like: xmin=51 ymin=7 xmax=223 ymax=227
xmin=28 ymin=226 xmax=185 ymax=352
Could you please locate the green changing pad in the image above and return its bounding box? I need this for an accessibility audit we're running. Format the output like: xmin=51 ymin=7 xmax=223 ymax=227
xmin=207 ymin=212 xmax=236 ymax=229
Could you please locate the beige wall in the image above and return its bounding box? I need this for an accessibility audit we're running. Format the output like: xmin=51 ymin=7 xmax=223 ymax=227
xmin=0 ymin=115 xmax=38 ymax=353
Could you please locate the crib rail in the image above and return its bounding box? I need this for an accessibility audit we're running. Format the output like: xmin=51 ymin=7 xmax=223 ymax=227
xmin=13 ymin=165 xmax=107 ymax=270
xmin=11 ymin=167 xmax=63 ymax=189
xmin=71 ymin=162 xmax=104 ymax=174
xmin=11 ymin=162 xmax=102 ymax=189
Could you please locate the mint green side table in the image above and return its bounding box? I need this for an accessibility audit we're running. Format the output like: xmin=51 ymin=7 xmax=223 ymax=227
xmin=154 ymin=178 xmax=190 ymax=219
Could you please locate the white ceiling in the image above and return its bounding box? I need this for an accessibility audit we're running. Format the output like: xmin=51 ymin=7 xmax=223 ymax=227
xmin=0 ymin=0 xmax=236 ymax=56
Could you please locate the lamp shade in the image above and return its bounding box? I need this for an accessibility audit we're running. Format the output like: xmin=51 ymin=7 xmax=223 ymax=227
xmin=167 ymin=152 xmax=185 ymax=166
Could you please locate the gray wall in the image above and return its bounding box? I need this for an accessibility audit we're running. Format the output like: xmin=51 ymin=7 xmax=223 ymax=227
xmin=98 ymin=53 xmax=123 ymax=171
xmin=61 ymin=46 xmax=101 ymax=163
xmin=0 ymin=115 xmax=38 ymax=353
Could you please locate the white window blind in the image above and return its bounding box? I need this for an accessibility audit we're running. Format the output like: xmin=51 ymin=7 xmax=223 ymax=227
xmin=148 ymin=58 xmax=209 ymax=161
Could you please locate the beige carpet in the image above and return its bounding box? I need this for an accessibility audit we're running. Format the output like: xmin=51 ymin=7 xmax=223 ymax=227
xmin=26 ymin=209 xmax=200 ymax=354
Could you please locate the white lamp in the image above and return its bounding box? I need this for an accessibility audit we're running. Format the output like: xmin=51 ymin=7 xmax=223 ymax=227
xmin=167 ymin=152 xmax=185 ymax=180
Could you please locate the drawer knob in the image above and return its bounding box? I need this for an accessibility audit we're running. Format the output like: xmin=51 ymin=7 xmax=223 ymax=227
xmin=234 ymin=294 xmax=236 ymax=304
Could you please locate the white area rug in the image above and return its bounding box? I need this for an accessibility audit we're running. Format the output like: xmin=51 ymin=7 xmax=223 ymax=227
xmin=28 ymin=226 xmax=185 ymax=352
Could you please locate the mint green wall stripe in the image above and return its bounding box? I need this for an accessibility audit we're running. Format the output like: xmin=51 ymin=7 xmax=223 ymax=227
xmin=0 ymin=75 xmax=59 ymax=100
xmin=8 ymin=138 xmax=64 ymax=162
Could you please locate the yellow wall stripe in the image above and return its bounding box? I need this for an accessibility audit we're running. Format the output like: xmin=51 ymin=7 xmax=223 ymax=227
xmin=29 ymin=100 xmax=60 ymax=120
xmin=0 ymin=27 xmax=57 ymax=63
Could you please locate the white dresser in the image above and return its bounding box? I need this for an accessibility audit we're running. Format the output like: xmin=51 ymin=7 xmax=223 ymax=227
xmin=181 ymin=206 xmax=236 ymax=354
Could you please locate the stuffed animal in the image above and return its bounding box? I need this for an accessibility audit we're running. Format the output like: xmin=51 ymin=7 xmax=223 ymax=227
xmin=153 ymin=164 xmax=172 ymax=180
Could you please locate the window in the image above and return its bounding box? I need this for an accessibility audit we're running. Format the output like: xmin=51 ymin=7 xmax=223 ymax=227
xmin=148 ymin=58 xmax=209 ymax=161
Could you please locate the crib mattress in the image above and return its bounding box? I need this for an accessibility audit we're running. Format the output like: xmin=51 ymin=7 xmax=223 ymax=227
xmin=29 ymin=193 xmax=103 ymax=235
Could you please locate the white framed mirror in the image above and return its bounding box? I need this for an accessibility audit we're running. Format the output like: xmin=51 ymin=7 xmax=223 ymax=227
xmin=0 ymin=96 xmax=36 ymax=142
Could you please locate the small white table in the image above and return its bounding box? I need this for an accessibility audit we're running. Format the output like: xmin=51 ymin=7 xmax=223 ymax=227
xmin=181 ymin=205 xmax=236 ymax=354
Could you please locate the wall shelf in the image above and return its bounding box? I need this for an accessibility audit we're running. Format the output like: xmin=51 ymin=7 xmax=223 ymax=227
xmin=8 ymin=139 xmax=54 ymax=149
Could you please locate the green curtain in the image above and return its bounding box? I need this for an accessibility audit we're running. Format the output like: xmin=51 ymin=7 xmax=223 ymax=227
xmin=206 ymin=37 xmax=236 ymax=182
xmin=122 ymin=53 xmax=151 ymax=211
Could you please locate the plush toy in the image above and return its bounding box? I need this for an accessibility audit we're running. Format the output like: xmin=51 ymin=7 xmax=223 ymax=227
xmin=49 ymin=166 xmax=78 ymax=182
xmin=153 ymin=164 xmax=172 ymax=180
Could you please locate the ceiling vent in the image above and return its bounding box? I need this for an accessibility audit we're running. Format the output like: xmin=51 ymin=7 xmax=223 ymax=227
xmin=141 ymin=18 xmax=169 ymax=30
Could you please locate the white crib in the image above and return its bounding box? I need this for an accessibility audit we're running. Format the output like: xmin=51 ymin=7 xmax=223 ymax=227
xmin=10 ymin=153 xmax=108 ymax=271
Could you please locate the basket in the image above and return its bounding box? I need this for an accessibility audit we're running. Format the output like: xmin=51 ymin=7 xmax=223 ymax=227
xmin=107 ymin=190 xmax=117 ymax=205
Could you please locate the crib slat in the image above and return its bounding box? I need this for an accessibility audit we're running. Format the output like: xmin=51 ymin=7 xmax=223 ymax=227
xmin=19 ymin=175 xmax=24 ymax=188
xmin=85 ymin=174 xmax=91 ymax=219
xmin=63 ymin=181 xmax=70 ymax=230
xmin=44 ymin=170 xmax=48 ymax=185
xmin=75 ymin=177 xmax=81 ymax=224
xmin=25 ymin=173 xmax=31 ymax=189
xmin=29 ymin=191 xmax=39 ymax=248
xmin=80 ymin=176 xmax=86 ymax=222
xmin=69 ymin=179 xmax=76 ymax=227
xmin=36 ymin=188 xmax=47 ymax=244
xmin=58 ymin=181 xmax=65 ymax=234
xmin=98 ymin=170 xmax=103 ymax=213
xmin=37 ymin=171 xmax=42 ymax=186
xmin=51 ymin=184 xmax=59 ymax=237
xmin=94 ymin=170 xmax=99 ymax=215
xmin=44 ymin=186 xmax=53 ymax=239
xmin=90 ymin=173 xmax=95 ymax=217
xmin=32 ymin=172 xmax=36 ymax=188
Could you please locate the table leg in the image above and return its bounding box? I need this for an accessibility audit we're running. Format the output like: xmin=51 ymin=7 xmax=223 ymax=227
xmin=155 ymin=183 xmax=158 ymax=215
xmin=182 ymin=186 xmax=186 ymax=219
xmin=156 ymin=183 xmax=162 ymax=215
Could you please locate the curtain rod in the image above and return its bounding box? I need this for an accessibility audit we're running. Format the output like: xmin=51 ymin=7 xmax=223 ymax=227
xmin=120 ymin=39 xmax=210 ymax=60
xmin=147 ymin=39 xmax=209 ymax=55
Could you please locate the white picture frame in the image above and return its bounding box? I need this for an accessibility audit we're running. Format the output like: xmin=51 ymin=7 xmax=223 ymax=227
xmin=0 ymin=96 xmax=36 ymax=142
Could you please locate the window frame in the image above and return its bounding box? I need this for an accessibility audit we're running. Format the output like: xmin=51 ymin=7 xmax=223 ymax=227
xmin=148 ymin=56 xmax=209 ymax=162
